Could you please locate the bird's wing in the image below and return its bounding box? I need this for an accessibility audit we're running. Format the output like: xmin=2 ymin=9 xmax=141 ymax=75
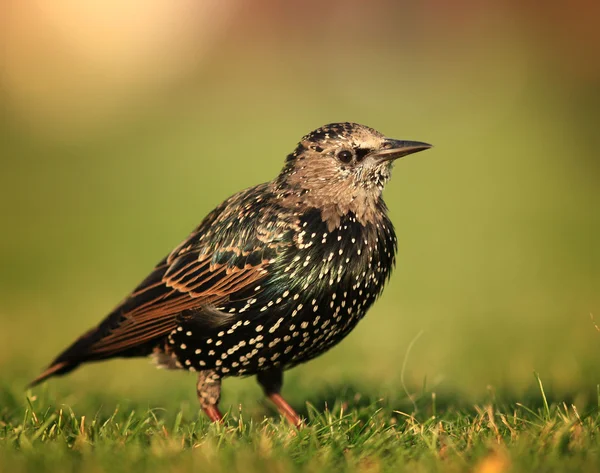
xmin=83 ymin=249 xmax=271 ymax=356
xmin=83 ymin=197 xmax=287 ymax=357
xmin=33 ymin=186 xmax=292 ymax=382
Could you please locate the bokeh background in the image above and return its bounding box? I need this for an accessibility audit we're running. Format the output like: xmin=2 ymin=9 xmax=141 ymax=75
xmin=1 ymin=0 xmax=598 ymax=416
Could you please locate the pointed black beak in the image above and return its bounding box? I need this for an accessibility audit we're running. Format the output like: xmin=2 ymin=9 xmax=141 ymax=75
xmin=372 ymin=139 xmax=433 ymax=162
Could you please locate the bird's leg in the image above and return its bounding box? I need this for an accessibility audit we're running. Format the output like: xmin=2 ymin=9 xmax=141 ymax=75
xmin=256 ymin=369 xmax=302 ymax=427
xmin=197 ymin=370 xmax=223 ymax=423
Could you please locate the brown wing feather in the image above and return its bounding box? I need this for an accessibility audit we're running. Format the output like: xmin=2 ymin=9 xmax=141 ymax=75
xmin=83 ymin=251 xmax=270 ymax=356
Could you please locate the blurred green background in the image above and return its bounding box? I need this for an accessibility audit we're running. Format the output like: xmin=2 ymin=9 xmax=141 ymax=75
xmin=1 ymin=0 xmax=598 ymax=415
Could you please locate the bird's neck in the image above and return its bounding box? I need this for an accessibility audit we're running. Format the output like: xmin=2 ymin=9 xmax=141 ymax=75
xmin=274 ymin=178 xmax=387 ymax=232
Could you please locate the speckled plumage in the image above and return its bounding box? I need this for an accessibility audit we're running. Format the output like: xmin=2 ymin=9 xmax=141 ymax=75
xmin=31 ymin=122 xmax=431 ymax=426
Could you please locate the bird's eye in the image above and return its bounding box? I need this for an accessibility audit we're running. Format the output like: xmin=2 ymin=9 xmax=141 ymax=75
xmin=337 ymin=149 xmax=354 ymax=164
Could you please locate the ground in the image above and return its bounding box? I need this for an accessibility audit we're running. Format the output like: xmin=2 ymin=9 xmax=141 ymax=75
xmin=1 ymin=373 xmax=599 ymax=473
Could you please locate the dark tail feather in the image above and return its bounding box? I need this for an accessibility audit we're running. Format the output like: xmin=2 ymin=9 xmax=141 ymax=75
xmin=28 ymin=360 xmax=80 ymax=387
xmin=28 ymin=327 xmax=101 ymax=388
xmin=29 ymin=313 xmax=160 ymax=388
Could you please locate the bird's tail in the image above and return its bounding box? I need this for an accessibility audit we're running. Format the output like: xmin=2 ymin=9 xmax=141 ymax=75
xmin=29 ymin=307 xmax=160 ymax=388
xmin=28 ymin=327 xmax=103 ymax=388
xmin=29 ymin=361 xmax=78 ymax=387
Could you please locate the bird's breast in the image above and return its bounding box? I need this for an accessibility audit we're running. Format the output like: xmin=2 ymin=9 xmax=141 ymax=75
xmin=277 ymin=208 xmax=396 ymax=295
xmin=246 ymin=208 xmax=397 ymax=365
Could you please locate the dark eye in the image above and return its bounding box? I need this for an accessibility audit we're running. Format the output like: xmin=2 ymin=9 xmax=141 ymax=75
xmin=337 ymin=149 xmax=354 ymax=164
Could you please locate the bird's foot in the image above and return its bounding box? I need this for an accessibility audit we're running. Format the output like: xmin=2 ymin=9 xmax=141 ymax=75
xmin=202 ymin=405 xmax=224 ymax=423
xmin=268 ymin=392 xmax=303 ymax=428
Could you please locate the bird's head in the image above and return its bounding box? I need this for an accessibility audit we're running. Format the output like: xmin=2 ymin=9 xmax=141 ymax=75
xmin=277 ymin=122 xmax=431 ymax=228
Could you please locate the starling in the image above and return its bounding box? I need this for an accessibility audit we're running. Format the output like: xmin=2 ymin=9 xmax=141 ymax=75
xmin=30 ymin=122 xmax=431 ymax=426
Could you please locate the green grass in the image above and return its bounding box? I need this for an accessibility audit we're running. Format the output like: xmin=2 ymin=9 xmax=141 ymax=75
xmin=1 ymin=377 xmax=599 ymax=473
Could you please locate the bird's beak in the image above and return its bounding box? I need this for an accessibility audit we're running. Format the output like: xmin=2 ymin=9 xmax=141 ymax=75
xmin=372 ymin=139 xmax=432 ymax=162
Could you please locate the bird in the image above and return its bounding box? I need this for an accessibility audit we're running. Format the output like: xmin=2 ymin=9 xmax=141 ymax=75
xmin=30 ymin=122 xmax=431 ymax=426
